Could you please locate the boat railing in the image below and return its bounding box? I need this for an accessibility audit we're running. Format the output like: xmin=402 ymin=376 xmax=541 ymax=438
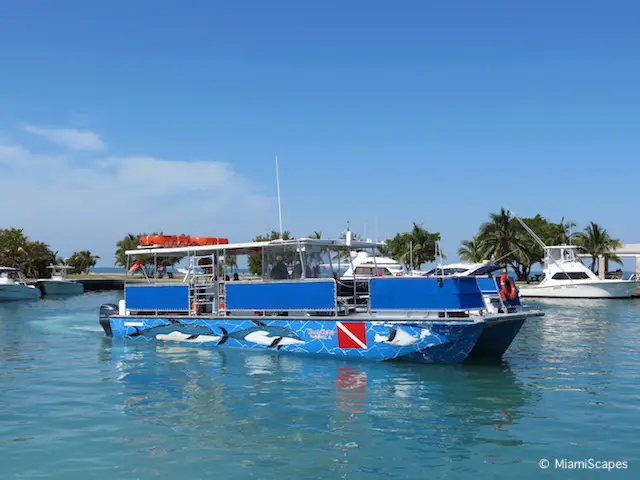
xmin=121 ymin=275 xmax=492 ymax=318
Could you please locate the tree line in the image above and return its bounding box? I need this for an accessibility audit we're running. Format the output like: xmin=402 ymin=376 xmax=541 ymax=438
xmin=457 ymin=209 xmax=621 ymax=280
xmin=112 ymin=211 xmax=622 ymax=280
xmin=2 ymin=210 xmax=622 ymax=281
xmin=0 ymin=228 xmax=99 ymax=277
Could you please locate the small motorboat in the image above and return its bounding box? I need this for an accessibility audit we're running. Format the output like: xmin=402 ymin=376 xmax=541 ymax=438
xmin=36 ymin=265 xmax=84 ymax=296
xmin=0 ymin=267 xmax=41 ymax=301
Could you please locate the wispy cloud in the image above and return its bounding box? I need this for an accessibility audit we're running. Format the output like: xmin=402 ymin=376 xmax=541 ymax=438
xmin=0 ymin=128 xmax=275 ymax=263
xmin=22 ymin=124 xmax=105 ymax=151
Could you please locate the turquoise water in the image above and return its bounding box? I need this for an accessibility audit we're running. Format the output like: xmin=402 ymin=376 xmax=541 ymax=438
xmin=1 ymin=293 xmax=639 ymax=479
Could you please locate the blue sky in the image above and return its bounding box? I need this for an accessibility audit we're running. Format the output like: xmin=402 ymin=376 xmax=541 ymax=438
xmin=1 ymin=0 xmax=639 ymax=268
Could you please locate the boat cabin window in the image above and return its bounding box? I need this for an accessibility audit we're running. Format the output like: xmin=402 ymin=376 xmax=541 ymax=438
xmin=262 ymin=243 xmax=336 ymax=280
xmin=263 ymin=244 xmax=297 ymax=280
xmin=355 ymin=266 xmax=374 ymax=276
xmin=354 ymin=266 xmax=394 ymax=276
xmin=551 ymin=272 xmax=590 ymax=280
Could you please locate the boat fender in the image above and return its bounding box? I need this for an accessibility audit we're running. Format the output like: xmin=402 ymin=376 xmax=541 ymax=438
xmin=499 ymin=274 xmax=518 ymax=301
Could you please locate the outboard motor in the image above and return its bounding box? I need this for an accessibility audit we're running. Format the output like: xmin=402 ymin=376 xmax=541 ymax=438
xmin=99 ymin=303 xmax=118 ymax=337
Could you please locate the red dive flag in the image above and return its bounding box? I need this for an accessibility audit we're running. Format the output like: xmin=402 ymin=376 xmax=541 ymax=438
xmin=336 ymin=322 xmax=367 ymax=349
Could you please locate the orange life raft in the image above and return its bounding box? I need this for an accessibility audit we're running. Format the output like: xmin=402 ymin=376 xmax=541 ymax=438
xmin=139 ymin=235 xmax=229 ymax=247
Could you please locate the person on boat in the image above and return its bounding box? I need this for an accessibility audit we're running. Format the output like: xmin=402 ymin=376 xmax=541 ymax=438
xmin=233 ymin=272 xmax=239 ymax=281
xmin=292 ymin=261 xmax=303 ymax=279
xmin=271 ymin=256 xmax=289 ymax=280
xmin=198 ymin=257 xmax=213 ymax=275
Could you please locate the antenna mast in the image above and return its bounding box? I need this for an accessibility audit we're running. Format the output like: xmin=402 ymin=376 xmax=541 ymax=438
xmin=275 ymin=154 xmax=284 ymax=240
xmin=410 ymin=241 xmax=414 ymax=271
xmin=569 ymin=224 xmax=572 ymax=246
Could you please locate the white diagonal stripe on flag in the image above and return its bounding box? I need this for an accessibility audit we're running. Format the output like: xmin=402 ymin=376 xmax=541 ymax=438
xmin=336 ymin=322 xmax=367 ymax=349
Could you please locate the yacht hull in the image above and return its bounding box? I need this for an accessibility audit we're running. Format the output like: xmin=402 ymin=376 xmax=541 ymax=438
xmin=100 ymin=315 xmax=487 ymax=365
xmin=469 ymin=315 xmax=528 ymax=358
xmin=518 ymin=280 xmax=638 ymax=299
xmin=37 ymin=280 xmax=84 ymax=295
xmin=0 ymin=284 xmax=41 ymax=301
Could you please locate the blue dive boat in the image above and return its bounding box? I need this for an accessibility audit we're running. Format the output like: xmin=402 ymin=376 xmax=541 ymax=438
xmin=98 ymin=237 xmax=543 ymax=364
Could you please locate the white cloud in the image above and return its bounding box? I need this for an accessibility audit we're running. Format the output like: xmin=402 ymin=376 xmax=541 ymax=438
xmin=0 ymin=134 xmax=276 ymax=264
xmin=22 ymin=124 xmax=105 ymax=151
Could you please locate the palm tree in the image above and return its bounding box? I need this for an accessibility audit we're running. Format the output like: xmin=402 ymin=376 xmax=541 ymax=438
xmin=458 ymin=236 xmax=485 ymax=262
xmin=478 ymin=209 xmax=526 ymax=264
xmin=383 ymin=223 xmax=442 ymax=270
xmin=52 ymin=251 xmax=66 ymax=265
xmin=66 ymin=250 xmax=101 ymax=274
xmin=114 ymin=232 xmax=181 ymax=274
xmin=408 ymin=222 xmax=442 ymax=269
xmin=554 ymin=217 xmax=578 ymax=244
xmin=309 ymin=231 xmax=322 ymax=239
xmin=224 ymin=254 xmax=238 ymax=271
xmin=477 ymin=208 xmax=535 ymax=279
xmin=115 ymin=233 xmax=140 ymax=268
xmin=575 ymin=222 xmax=622 ymax=273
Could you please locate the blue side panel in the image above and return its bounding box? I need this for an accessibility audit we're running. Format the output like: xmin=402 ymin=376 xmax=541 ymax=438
xmin=508 ymin=294 xmax=522 ymax=307
xmin=226 ymin=280 xmax=337 ymax=311
xmin=477 ymin=277 xmax=499 ymax=293
xmin=369 ymin=277 xmax=485 ymax=311
xmin=125 ymin=285 xmax=190 ymax=311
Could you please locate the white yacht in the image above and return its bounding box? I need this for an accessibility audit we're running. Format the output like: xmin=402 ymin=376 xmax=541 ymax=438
xmin=340 ymin=251 xmax=406 ymax=278
xmin=420 ymin=261 xmax=502 ymax=277
xmin=518 ymin=245 xmax=638 ymax=299
xmin=0 ymin=267 xmax=42 ymax=301
xmin=36 ymin=265 xmax=84 ymax=295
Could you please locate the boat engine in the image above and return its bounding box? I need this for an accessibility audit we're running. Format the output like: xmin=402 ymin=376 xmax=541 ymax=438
xmin=99 ymin=303 xmax=118 ymax=337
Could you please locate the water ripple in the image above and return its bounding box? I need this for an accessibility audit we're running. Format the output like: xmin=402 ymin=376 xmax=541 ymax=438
xmin=0 ymin=293 xmax=638 ymax=478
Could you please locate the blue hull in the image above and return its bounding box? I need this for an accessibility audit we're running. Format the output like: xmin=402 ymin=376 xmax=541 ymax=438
xmin=105 ymin=316 xmax=485 ymax=365
xmin=468 ymin=318 xmax=526 ymax=358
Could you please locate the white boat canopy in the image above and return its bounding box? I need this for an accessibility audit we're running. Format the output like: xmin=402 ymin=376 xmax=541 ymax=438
xmin=125 ymin=238 xmax=386 ymax=258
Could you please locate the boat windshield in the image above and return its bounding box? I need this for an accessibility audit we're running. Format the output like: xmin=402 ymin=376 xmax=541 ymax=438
xmin=545 ymin=246 xmax=584 ymax=265
xmin=261 ymin=243 xmax=363 ymax=280
xmin=424 ymin=267 xmax=469 ymax=276
xmin=49 ymin=265 xmax=72 ymax=279
xmin=0 ymin=269 xmax=20 ymax=283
